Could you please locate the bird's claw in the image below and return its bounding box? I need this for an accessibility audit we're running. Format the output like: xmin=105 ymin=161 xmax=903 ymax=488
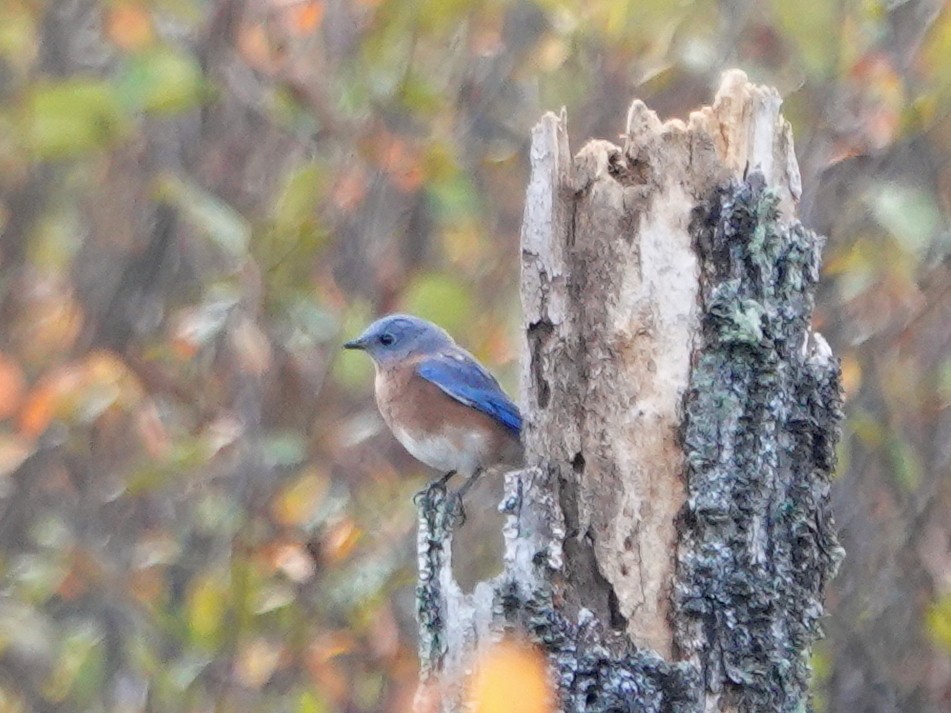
xmin=413 ymin=471 xmax=456 ymax=507
xmin=413 ymin=471 xmax=471 ymax=528
xmin=413 ymin=481 xmax=467 ymax=529
xmin=446 ymin=492 xmax=467 ymax=527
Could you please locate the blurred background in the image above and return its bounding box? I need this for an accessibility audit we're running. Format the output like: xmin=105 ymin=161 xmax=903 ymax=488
xmin=0 ymin=0 xmax=949 ymax=711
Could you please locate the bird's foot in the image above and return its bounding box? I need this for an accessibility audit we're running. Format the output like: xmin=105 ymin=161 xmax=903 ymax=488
xmin=413 ymin=471 xmax=456 ymax=506
xmin=445 ymin=468 xmax=482 ymax=527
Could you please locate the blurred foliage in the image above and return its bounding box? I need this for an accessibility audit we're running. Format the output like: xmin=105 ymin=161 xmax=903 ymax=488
xmin=0 ymin=0 xmax=949 ymax=712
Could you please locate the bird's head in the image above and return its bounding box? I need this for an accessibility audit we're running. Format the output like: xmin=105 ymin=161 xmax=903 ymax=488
xmin=343 ymin=314 xmax=455 ymax=367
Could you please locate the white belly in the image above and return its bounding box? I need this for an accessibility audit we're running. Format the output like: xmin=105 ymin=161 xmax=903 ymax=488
xmin=391 ymin=425 xmax=484 ymax=477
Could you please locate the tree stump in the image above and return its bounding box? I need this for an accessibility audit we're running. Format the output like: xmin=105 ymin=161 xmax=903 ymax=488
xmin=415 ymin=69 xmax=843 ymax=713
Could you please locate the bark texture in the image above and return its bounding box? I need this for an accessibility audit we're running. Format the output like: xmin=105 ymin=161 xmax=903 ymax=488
xmin=415 ymin=70 xmax=842 ymax=713
xmin=675 ymin=178 xmax=844 ymax=712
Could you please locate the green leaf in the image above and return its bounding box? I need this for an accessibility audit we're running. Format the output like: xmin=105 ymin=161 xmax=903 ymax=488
xmin=332 ymin=302 xmax=375 ymax=389
xmin=119 ymin=46 xmax=205 ymax=114
xmin=9 ymin=553 xmax=67 ymax=603
xmin=156 ymin=174 xmax=250 ymax=259
xmin=428 ymin=171 xmax=480 ymax=222
xmin=44 ymin=621 xmax=104 ymax=703
xmin=260 ymin=162 xmax=328 ymax=295
xmin=25 ymin=79 xmax=125 ymax=159
xmin=296 ymin=689 xmax=332 ymax=713
xmin=273 ymin=163 xmax=326 ymax=233
xmin=262 ymin=432 xmax=308 ymax=469
xmin=399 ymin=71 xmax=443 ymax=115
xmin=769 ymin=0 xmax=840 ymax=76
xmin=400 ymin=273 xmax=474 ymax=335
xmin=867 ymin=183 xmax=942 ymax=261
xmin=887 ymin=435 xmax=921 ymax=492
xmin=281 ymin=298 xmax=339 ymax=351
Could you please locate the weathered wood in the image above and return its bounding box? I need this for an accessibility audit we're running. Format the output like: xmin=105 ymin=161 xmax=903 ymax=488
xmin=415 ymin=70 xmax=842 ymax=713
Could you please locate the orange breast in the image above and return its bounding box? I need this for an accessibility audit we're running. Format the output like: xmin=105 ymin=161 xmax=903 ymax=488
xmin=374 ymin=360 xmax=522 ymax=476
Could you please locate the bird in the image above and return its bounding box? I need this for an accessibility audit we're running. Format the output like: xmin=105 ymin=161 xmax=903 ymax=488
xmin=343 ymin=314 xmax=522 ymax=503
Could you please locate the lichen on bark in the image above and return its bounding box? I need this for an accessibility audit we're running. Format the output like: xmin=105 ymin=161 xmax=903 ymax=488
xmin=675 ymin=174 xmax=844 ymax=713
xmin=415 ymin=468 xmax=702 ymax=713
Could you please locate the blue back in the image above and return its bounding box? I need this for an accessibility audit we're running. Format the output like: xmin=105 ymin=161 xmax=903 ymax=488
xmin=416 ymin=350 xmax=522 ymax=436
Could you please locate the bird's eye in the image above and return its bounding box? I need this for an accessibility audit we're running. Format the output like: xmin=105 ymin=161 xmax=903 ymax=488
xmin=379 ymin=333 xmax=395 ymax=346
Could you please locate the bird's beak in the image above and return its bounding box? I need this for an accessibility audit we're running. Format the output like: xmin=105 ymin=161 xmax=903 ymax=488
xmin=343 ymin=336 xmax=367 ymax=350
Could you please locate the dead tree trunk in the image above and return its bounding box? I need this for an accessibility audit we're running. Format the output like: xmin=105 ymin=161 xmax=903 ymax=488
xmin=415 ymin=70 xmax=843 ymax=713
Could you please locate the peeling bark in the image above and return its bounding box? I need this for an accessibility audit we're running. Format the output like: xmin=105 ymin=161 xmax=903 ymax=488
xmin=415 ymin=70 xmax=842 ymax=713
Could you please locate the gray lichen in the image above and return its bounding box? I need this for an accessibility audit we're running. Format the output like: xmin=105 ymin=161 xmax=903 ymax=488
xmin=415 ymin=483 xmax=455 ymax=683
xmin=522 ymin=588 xmax=702 ymax=713
xmin=675 ymin=174 xmax=844 ymax=713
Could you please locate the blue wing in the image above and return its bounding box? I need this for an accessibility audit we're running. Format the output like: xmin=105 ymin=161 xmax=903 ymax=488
xmin=416 ymin=350 xmax=522 ymax=436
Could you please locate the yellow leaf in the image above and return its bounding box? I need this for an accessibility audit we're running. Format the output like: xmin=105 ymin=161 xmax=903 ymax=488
xmin=0 ymin=4 xmax=37 ymax=70
xmin=927 ymin=595 xmax=951 ymax=652
xmin=839 ymin=354 xmax=862 ymax=401
xmin=187 ymin=571 xmax=229 ymax=644
xmin=271 ymin=468 xmax=330 ymax=527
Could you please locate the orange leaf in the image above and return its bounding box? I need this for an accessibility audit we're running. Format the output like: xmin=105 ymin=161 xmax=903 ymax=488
xmin=469 ymin=640 xmax=554 ymax=713
xmin=307 ymin=630 xmax=356 ymax=664
xmin=321 ymin=518 xmax=361 ymax=564
xmin=238 ymin=24 xmax=274 ymax=71
xmin=105 ymin=2 xmax=155 ymax=51
xmin=306 ymin=658 xmax=348 ymax=706
xmin=331 ymin=166 xmax=368 ymax=212
xmin=305 ymin=633 xmax=354 ymax=706
xmin=0 ymin=353 xmax=26 ymax=420
xmin=286 ymin=1 xmax=324 ymax=35
xmin=57 ymin=566 xmax=89 ymax=601
xmin=129 ymin=566 xmax=165 ymax=607
xmin=382 ymin=138 xmax=424 ymax=192
xmin=17 ymin=366 xmax=81 ymax=439
xmin=17 ymin=285 xmax=83 ymax=363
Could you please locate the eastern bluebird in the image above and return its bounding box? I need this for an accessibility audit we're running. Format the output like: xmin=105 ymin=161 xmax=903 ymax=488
xmin=343 ymin=314 xmax=522 ymax=498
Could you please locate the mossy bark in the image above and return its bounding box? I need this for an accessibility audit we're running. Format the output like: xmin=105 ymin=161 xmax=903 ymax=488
xmin=415 ymin=71 xmax=842 ymax=713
